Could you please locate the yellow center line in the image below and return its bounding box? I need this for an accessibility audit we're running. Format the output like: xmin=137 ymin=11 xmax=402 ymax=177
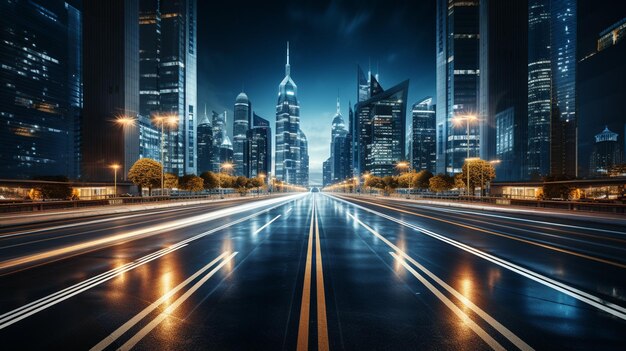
xmin=340 ymin=195 xmax=626 ymax=270
xmin=296 ymin=200 xmax=315 ymax=351
xmin=314 ymin=200 xmax=329 ymax=351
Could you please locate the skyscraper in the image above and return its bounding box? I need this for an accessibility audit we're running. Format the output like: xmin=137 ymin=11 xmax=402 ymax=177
xmin=550 ymin=0 xmax=577 ymax=177
xmin=411 ymin=97 xmax=436 ymax=173
xmin=233 ymin=92 xmax=251 ymax=176
xmin=196 ymin=106 xmax=213 ymax=174
xmin=138 ymin=0 xmax=197 ymax=176
xmin=330 ymin=98 xmax=349 ymax=182
xmin=82 ymin=0 xmax=140 ymax=181
xmin=275 ymin=42 xmax=302 ymax=185
xmin=353 ymin=68 xmax=408 ymax=177
xmin=322 ymin=158 xmax=332 ymax=187
xmin=527 ymin=0 xmax=552 ymax=179
xmin=0 ymin=0 xmax=82 ymax=180
xmin=590 ymin=127 xmax=622 ymax=176
xmin=298 ymin=129 xmax=309 ymax=186
xmin=436 ymin=0 xmax=480 ymax=175
xmin=246 ymin=113 xmax=271 ymax=180
xmin=479 ymin=0 xmax=529 ymax=181
xmin=211 ymin=110 xmax=228 ymax=172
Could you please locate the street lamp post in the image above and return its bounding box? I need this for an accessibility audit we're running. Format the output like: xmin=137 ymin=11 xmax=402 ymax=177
xmin=362 ymin=173 xmax=371 ymax=196
xmin=396 ymin=161 xmax=411 ymax=198
xmin=453 ymin=115 xmax=478 ymax=196
xmin=259 ymin=173 xmax=266 ymax=197
xmin=110 ymin=164 xmax=121 ymax=197
xmin=113 ymin=116 xmax=136 ymax=190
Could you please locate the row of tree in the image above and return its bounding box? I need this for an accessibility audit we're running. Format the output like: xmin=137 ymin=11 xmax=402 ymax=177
xmin=128 ymin=158 xmax=265 ymax=195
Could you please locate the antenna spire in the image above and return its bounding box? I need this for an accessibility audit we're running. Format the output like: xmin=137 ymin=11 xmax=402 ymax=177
xmin=285 ymin=41 xmax=291 ymax=76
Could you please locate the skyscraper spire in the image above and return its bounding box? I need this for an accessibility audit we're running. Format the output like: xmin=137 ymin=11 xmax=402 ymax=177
xmin=285 ymin=41 xmax=290 ymax=76
xmin=336 ymin=96 xmax=341 ymax=115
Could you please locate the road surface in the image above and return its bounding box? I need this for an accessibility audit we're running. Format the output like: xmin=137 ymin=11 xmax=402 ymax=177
xmin=0 ymin=192 xmax=624 ymax=350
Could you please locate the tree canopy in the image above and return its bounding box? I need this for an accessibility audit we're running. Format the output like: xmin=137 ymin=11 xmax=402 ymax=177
xmin=128 ymin=158 xmax=162 ymax=194
xmin=429 ymin=174 xmax=455 ymax=193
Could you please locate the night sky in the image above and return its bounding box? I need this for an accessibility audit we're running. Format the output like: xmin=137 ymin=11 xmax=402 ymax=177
xmin=198 ymin=1 xmax=436 ymax=183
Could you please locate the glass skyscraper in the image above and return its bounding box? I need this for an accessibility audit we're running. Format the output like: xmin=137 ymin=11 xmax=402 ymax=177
xmin=436 ymin=0 xmax=480 ymax=175
xmin=246 ymin=113 xmax=271 ymax=180
xmin=275 ymin=42 xmax=303 ymax=185
xmin=233 ymin=92 xmax=251 ymax=176
xmin=411 ymin=97 xmax=436 ymax=173
xmin=0 ymin=0 xmax=82 ymax=179
xmin=196 ymin=107 xmax=213 ymax=174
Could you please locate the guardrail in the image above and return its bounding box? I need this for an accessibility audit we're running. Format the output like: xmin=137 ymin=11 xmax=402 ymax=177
xmin=0 ymin=192 xmax=278 ymax=214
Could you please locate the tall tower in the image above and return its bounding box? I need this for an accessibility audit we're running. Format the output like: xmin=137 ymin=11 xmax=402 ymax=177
xmin=233 ymin=92 xmax=251 ymax=176
xmin=275 ymin=42 xmax=301 ymax=184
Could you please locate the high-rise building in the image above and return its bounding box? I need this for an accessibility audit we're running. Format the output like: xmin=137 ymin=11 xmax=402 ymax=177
xmin=138 ymin=114 xmax=161 ymax=161
xmin=330 ymin=98 xmax=349 ymax=182
xmin=479 ymin=0 xmax=528 ymax=181
xmin=436 ymin=0 xmax=480 ymax=175
xmin=411 ymin=97 xmax=436 ymax=173
xmin=138 ymin=0 xmax=197 ymax=176
xmin=578 ymin=14 xmax=626 ymax=178
xmin=275 ymin=42 xmax=302 ymax=185
xmin=550 ymin=0 xmax=577 ymax=177
xmin=219 ymin=132 xmax=233 ymax=167
xmin=233 ymin=92 xmax=251 ymax=176
xmin=82 ymin=0 xmax=140 ymax=181
xmin=527 ymin=0 xmax=552 ymax=179
xmin=590 ymin=127 xmax=622 ymax=176
xmin=353 ymin=67 xmax=408 ymax=177
xmin=196 ymin=107 xmax=213 ymax=174
xmin=0 ymin=0 xmax=82 ymax=180
xmin=332 ymin=133 xmax=352 ymax=182
xmin=211 ymin=110 xmax=228 ymax=172
xmin=298 ymin=129 xmax=309 ymax=186
xmin=246 ymin=113 xmax=271 ymax=180
xmin=322 ymin=158 xmax=332 ymax=187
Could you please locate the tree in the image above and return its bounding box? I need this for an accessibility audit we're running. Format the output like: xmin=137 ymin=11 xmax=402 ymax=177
xmin=179 ymin=174 xmax=204 ymax=192
xmin=460 ymin=159 xmax=496 ymax=194
xmin=542 ymin=175 xmax=576 ymax=200
xmin=200 ymin=171 xmax=219 ymax=190
xmin=128 ymin=158 xmax=162 ymax=195
xmin=234 ymin=176 xmax=250 ymax=195
xmin=217 ymin=173 xmax=234 ymax=189
xmin=164 ymin=173 xmax=179 ymax=189
xmin=248 ymin=177 xmax=263 ymax=189
xmin=32 ymin=176 xmax=73 ymax=200
xmin=454 ymin=173 xmax=466 ymax=190
xmin=429 ymin=174 xmax=454 ymax=193
xmin=382 ymin=176 xmax=399 ymax=195
xmin=415 ymin=170 xmax=434 ymax=189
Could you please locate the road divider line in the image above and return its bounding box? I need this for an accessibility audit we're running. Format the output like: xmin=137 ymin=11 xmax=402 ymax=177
xmin=253 ymin=215 xmax=281 ymax=235
xmin=390 ymin=252 xmax=506 ymax=351
xmin=337 ymin=195 xmax=626 ymax=269
xmin=116 ymin=252 xmax=239 ymax=351
xmin=296 ymin=200 xmax=315 ymax=351
xmin=333 ymin=195 xmax=626 ymax=321
xmin=0 ymin=198 xmax=296 ymax=329
xmin=314 ymin=200 xmax=330 ymax=351
xmin=347 ymin=212 xmax=532 ymax=350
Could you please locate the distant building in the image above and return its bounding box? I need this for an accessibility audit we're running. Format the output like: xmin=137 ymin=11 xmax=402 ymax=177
xmin=196 ymin=107 xmax=213 ymax=174
xmin=578 ymin=16 xmax=626 ymax=178
xmin=0 ymin=0 xmax=82 ymax=180
xmin=436 ymin=0 xmax=480 ymax=174
xmin=330 ymin=98 xmax=349 ymax=182
xmin=590 ymin=127 xmax=622 ymax=176
xmin=82 ymin=0 xmax=140 ymax=181
xmin=138 ymin=0 xmax=197 ymax=176
xmin=246 ymin=113 xmax=271 ymax=180
xmin=332 ymin=134 xmax=352 ymax=182
xmin=411 ymin=98 xmax=436 ymax=173
xmin=211 ymin=110 xmax=229 ymax=172
xmin=298 ymin=129 xmax=309 ymax=186
xmin=233 ymin=92 xmax=251 ymax=176
xmin=323 ymin=158 xmax=332 ymax=187
xmin=219 ymin=131 xmax=233 ymax=166
xmin=353 ymin=65 xmax=408 ymax=177
xmin=275 ymin=43 xmax=303 ymax=185
xmin=479 ymin=0 xmax=528 ymax=181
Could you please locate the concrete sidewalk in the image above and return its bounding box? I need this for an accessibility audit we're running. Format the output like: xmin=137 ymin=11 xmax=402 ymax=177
xmin=334 ymin=193 xmax=626 ymax=226
xmin=0 ymin=195 xmax=275 ymax=228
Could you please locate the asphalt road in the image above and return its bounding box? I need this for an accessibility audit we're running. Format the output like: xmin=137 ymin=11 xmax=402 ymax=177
xmin=0 ymin=192 xmax=624 ymax=350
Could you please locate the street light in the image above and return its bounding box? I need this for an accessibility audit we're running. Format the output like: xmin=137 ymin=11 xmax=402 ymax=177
xmin=218 ymin=162 xmax=233 ymax=199
xmin=484 ymin=160 xmax=501 ymax=197
xmin=258 ymin=173 xmax=266 ymax=197
xmin=396 ymin=161 xmax=412 ymax=198
xmin=153 ymin=114 xmax=178 ymax=195
xmin=453 ymin=114 xmax=478 ymax=179
xmin=110 ymin=164 xmax=121 ymax=197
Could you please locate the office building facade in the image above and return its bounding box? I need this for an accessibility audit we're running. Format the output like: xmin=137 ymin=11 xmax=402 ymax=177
xmin=411 ymin=97 xmax=436 ymax=173
xmin=246 ymin=113 xmax=271 ymax=180
xmin=233 ymin=92 xmax=251 ymax=176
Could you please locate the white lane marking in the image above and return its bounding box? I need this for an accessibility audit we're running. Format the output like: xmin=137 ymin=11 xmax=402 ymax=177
xmin=0 ymin=244 xmax=187 ymax=330
xmin=347 ymin=213 xmax=531 ymax=350
xmin=286 ymin=207 xmax=293 ymax=214
xmin=390 ymin=252 xmax=506 ymax=351
xmin=332 ymin=195 xmax=626 ymax=320
xmin=90 ymin=252 xmax=229 ymax=351
xmin=253 ymin=215 xmax=281 ymax=235
xmin=117 ymin=252 xmax=239 ymax=350
xmin=413 ymin=205 xmax=626 ymax=235
xmin=0 ymin=197 xmax=297 ymax=329
xmin=0 ymin=194 xmax=304 ymax=271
